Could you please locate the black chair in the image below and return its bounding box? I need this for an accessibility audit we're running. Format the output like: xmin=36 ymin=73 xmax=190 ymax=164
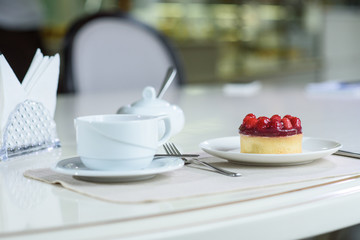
xmin=61 ymin=11 xmax=185 ymax=93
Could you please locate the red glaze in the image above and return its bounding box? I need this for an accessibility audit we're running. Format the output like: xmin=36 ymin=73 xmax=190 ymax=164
xmin=239 ymin=114 xmax=302 ymax=137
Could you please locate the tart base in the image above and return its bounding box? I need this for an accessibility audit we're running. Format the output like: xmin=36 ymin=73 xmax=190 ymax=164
xmin=240 ymin=134 xmax=303 ymax=154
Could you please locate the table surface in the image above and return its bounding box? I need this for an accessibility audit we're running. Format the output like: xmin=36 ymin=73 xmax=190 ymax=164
xmin=2 ymin=75 xmax=360 ymax=240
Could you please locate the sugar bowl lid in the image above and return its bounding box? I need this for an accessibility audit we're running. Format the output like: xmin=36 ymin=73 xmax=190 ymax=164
xmin=117 ymin=86 xmax=173 ymax=115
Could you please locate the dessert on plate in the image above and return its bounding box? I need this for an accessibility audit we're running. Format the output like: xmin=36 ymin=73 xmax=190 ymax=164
xmin=239 ymin=114 xmax=302 ymax=154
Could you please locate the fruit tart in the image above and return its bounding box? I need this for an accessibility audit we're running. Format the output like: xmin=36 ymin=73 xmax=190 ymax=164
xmin=239 ymin=114 xmax=302 ymax=154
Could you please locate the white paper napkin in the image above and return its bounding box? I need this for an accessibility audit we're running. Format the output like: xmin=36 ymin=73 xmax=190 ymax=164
xmin=22 ymin=48 xmax=43 ymax=89
xmin=0 ymin=49 xmax=60 ymax=136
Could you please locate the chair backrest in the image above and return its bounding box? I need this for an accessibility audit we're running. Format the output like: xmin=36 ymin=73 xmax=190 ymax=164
xmin=62 ymin=11 xmax=185 ymax=93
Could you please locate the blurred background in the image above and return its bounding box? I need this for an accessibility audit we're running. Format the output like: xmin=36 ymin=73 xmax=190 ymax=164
xmin=1 ymin=0 xmax=360 ymax=91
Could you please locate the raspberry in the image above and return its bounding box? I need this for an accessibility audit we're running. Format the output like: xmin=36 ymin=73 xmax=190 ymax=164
xmin=243 ymin=113 xmax=256 ymax=125
xmin=244 ymin=118 xmax=257 ymax=129
xmin=257 ymin=116 xmax=270 ymax=121
xmin=269 ymin=119 xmax=282 ymax=130
xmin=291 ymin=117 xmax=301 ymax=130
xmin=256 ymin=117 xmax=270 ymax=131
xmin=284 ymin=115 xmax=293 ymax=120
xmin=245 ymin=113 xmax=256 ymax=118
xmin=281 ymin=117 xmax=292 ymax=129
xmin=270 ymin=114 xmax=281 ymax=122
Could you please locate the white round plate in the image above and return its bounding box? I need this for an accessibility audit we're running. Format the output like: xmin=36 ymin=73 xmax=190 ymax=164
xmin=52 ymin=157 xmax=184 ymax=182
xmin=199 ymin=136 xmax=342 ymax=166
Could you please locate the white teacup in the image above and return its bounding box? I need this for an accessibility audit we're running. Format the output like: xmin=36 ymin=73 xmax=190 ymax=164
xmin=74 ymin=114 xmax=172 ymax=171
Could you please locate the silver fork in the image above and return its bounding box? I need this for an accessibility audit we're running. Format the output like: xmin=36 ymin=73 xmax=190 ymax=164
xmin=163 ymin=143 xmax=242 ymax=177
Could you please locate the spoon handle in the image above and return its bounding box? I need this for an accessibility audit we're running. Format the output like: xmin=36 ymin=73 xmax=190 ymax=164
xmin=157 ymin=67 xmax=177 ymax=99
xmin=334 ymin=150 xmax=360 ymax=159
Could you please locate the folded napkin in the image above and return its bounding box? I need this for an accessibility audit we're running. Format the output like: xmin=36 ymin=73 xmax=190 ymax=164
xmin=24 ymin=154 xmax=360 ymax=204
xmin=0 ymin=49 xmax=59 ymax=134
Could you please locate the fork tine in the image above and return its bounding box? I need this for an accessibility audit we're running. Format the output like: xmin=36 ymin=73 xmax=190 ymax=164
xmin=169 ymin=143 xmax=181 ymax=155
xmin=163 ymin=143 xmax=170 ymax=155
xmin=166 ymin=143 xmax=241 ymax=177
xmin=163 ymin=143 xmax=176 ymax=155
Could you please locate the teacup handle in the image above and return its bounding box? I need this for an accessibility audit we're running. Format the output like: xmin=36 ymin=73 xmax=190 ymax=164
xmin=157 ymin=115 xmax=172 ymax=146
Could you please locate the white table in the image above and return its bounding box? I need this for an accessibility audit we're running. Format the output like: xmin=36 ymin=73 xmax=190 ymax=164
xmin=2 ymin=77 xmax=360 ymax=240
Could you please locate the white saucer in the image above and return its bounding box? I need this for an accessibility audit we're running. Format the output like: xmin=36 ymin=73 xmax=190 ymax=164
xmin=52 ymin=156 xmax=184 ymax=182
xmin=199 ymin=136 xmax=342 ymax=166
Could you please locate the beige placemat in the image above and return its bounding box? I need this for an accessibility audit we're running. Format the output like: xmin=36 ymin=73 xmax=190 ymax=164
xmin=24 ymin=155 xmax=360 ymax=203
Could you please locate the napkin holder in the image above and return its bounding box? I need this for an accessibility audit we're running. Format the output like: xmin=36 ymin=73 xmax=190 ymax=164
xmin=0 ymin=100 xmax=60 ymax=161
xmin=0 ymin=49 xmax=61 ymax=161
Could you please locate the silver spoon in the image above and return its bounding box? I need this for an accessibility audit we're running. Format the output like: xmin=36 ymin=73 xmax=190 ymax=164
xmin=157 ymin=67 xmax=177 ymax=99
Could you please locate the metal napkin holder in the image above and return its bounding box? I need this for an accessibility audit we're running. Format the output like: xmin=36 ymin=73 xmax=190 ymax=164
xmin=0 ymin=100 xmax=60 ymax=161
